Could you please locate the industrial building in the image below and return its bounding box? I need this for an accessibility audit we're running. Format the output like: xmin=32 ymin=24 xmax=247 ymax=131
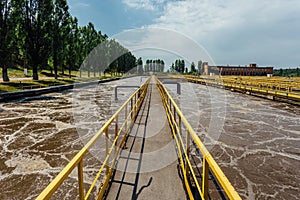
xmin=202 ymin=62 xmax=273 ymax=76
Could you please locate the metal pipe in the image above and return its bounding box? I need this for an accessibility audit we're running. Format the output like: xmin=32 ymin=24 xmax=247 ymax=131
xmin=115 ymin=86 xmax=140 ymax=100
xmin=162 ymin=81 xmax=181 ymax=95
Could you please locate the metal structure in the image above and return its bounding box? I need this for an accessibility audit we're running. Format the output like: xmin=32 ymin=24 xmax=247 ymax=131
xmin=114 ymin=85 xmax=140 ymax=100
xmin=184 ymin=75 xmax=300 ymax=103
xmin=162 ymin=81 xmax=181 ymax=95
xmin=36 ymin=78 xmax=151 ymax=200
xmin=155 ymin=77 xmax=241 ymax=200
xmin=37 ymin=76 xmax=241 ymax=200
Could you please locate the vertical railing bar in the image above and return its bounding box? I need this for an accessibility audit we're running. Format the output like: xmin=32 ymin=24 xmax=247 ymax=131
xmin=169 ymin=98 xmax=172 ymax=114
xmin=115 ymin=115 xmax=119 ymax=160
xmin=115 ymin=115 xmax=118 ymax=143
xmin=131 ymin=98 xmax=133 ymax=120
xmin=174 ymin=104 xmax=176 ymax=125
xmin=125 ymin=103 xmax=128 ymax=131
xmin=134 ymin=92 xmax=137 ymax=118
xmin=202 ymin=157 xmax=209 ymax=199
xmin=105 ymin=127 xmax=109 ymax=175
xmin=78 ymin=159 xmax=84 ymax=200
xmin=185 ymin=129 xmax=190 ymax=177
xmin=179 ymin=116 xmax=182 ymax=136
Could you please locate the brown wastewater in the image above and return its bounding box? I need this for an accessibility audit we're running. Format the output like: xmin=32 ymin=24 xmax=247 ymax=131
xmin=0 ymin=77 xmax=299 ymax=199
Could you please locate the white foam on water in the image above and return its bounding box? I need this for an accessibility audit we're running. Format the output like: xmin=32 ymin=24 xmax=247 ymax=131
xmin=4 ymin=155 xmax=51 ymax=175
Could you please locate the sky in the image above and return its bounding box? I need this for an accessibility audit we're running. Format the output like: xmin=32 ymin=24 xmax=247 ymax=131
xmin=68 ymin=0 xmax=300 ymax=69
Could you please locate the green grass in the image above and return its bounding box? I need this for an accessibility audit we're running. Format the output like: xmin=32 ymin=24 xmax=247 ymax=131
xmin=0 ymin=67 xmax=30 ymax=78
xmin=0 ymin=66 xmax=81 ymax=79
xmin=0 ymin=67 xmax=123 ymax=93
xmin=0 ymin=78 xmax=75 ymax=93
xmin=1 ymin=66 xmax=124 ymax=79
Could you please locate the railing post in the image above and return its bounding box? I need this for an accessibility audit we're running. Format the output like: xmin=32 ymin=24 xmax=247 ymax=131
xmin=202 ymin=157 xmax=209 ymax=199
xmin=78 ymin=159 xmax=84 ymax=200
xmin=125 ymin=103 xmax=128 ymax=131
xmin=185 ymin=130 xmax=190 ymax=176
xmin=174 ymin=105 xmax=176 ymax=124
xmin=131 ymin=98 xmax=133 ymax=120
xmin=134 ymin=92 xmax=137 ymax=117
xmin=115 ymin=115 xmax=118 ymax=144
xmin=179 ymin=116 xmax=182 ymax=136
xmin=105 ymin=127 xmax=109 ymax=175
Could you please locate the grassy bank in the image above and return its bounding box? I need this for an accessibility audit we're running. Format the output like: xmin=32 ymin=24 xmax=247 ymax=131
xmin=0 ymin=67 xmax=122 ymax=93
xmin=0 ymin=66 xmax=80 ymax=79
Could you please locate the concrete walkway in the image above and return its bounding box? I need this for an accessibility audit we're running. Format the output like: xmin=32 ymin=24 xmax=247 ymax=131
xmin=105 ymin=78 xmax=187 ymax=200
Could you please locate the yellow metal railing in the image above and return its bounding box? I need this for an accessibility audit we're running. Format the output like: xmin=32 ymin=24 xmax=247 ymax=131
xmin=37 ymin=77 xmax=151 ymax=200
xmin=183 ymin=75 xmax=300 ymax=102
xmin=155 ymin=77 xmax=241 ymax=200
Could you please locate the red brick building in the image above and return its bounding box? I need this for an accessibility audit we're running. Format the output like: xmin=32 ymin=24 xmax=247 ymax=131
xmin=203 ymin=63 xmax=273 ymax=76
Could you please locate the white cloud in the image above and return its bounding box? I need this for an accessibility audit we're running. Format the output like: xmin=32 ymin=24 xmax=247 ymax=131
xmin=122 ymin=0 xmax=167 ymax=11
xmin=123 ymin=0 xmax=300 ymax=67
xmin=76 ymin=2 xmax=90 ymax=7
xmin=153 ymin=0 xmax=300 ymax=37
xmin=114 ymin=27 xmax=215 ymax=67
xmin=69 ymin=1 xmax=90 ymax=10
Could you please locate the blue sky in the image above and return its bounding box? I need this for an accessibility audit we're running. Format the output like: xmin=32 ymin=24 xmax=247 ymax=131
xmin=68 ymin=0 xmax=300 ymax=68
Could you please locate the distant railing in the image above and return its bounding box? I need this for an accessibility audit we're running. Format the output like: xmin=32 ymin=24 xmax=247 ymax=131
xmin=36 ymin=77 xmax=150 ymax=200
xmin=155 ymin=76 xmax=241 ymax=200
xmin=184 ymin=75 xmax=300 ymax=102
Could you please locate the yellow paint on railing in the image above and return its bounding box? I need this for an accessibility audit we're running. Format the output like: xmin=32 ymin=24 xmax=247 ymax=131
xmin=36 ymin=77 xmax=151 ymax=200
xmin=184 ymin=75 xmax=300 ymax=102
xmin=155 ymin=76 xmax=242 ymax=200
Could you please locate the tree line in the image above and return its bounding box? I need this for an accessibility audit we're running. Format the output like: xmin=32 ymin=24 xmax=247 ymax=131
xmin=135 ymin=58 xmax=166 ymax=74
xmin=144 ymin=59 xmax=165 ymax=73
xmin=170 ymin=59 xmax=203 ymax=74
xmin=273 ymin=68 xmax=300 ymax=77
xmin=171 ymin=59 xmax=185 ymax=73
xmin=0 ymin=0 xmax=136 ymax=81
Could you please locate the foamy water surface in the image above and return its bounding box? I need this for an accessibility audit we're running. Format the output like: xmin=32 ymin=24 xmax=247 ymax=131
xmin=0 ymin=77 xmax=299 ymax=199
